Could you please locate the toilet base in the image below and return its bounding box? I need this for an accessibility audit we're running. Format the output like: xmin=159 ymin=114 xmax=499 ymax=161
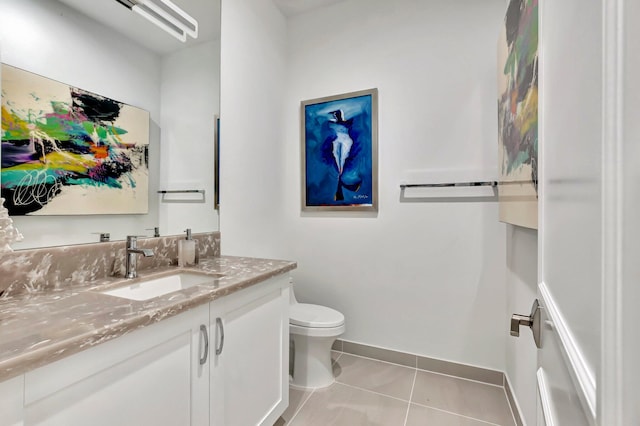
xmin=290 ymin=332 xmax=339 ymax=389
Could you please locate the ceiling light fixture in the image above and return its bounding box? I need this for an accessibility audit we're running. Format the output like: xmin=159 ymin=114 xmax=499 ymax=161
xmin=115 ymin=0 xmax=198 ymax=43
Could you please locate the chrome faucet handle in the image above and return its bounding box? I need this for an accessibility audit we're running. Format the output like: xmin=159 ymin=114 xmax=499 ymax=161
xmin=126 ymin=236 xmax=154 ymax=256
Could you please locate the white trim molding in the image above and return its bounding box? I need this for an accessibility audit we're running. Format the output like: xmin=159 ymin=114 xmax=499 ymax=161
xmin=601 ymin=0 xmax=624 ymax=424
xmin=536 ymin=368 xmax=555 ymax=426
xmin=538 ymin=282 xmax=596 ymax=423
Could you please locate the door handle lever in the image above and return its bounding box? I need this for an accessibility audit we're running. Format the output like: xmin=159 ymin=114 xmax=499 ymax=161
xmin=510 ymin=314 xmax=533 ymax=337
xmin=510 ymin=299 xmax=542 ymax=348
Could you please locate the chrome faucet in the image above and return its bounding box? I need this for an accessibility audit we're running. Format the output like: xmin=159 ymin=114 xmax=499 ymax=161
xmin=125 ymin=236 xmax=154 ymax=279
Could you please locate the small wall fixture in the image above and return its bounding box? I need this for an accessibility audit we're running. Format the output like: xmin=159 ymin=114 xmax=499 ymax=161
xmin=115 ymin=0 xmax=198 ymax=42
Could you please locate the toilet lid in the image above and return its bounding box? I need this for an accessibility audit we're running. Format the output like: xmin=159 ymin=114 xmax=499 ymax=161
xmin=290 ymin=303 xmax=345 ymax=328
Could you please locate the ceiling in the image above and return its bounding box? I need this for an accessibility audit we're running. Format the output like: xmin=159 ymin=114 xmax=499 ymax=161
xmin=57 ymin=0 xmax=220 ymax=56
xmin=57 ymin=0 xmax=346 ymax=56
xmin=273 ymin=0 xmax=346 ymax=17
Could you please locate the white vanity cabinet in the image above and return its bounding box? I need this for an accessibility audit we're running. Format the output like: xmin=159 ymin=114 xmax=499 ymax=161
xmin=22 ymin=304 xmax=210 ymax=426
xmin=0 ymin=273 xmax=291 ymax=426
xmin=0 ymin=375 xmax=24 ymax=426
xmin=209 ymin=275 xmax=290 ymax=426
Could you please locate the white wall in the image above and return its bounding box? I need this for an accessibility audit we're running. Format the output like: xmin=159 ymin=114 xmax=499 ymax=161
xmin=219 ymin=0 xmax=288 ymax=256
xmin=159 ymin=40 xmax=220 ymax=236
xmin=221 ymin=0 xmax=510 ymax=371
xmin=284 ymin=0 xmax=507 ymax=370
xmin=0 ymin=0 xmax=161 ymax=248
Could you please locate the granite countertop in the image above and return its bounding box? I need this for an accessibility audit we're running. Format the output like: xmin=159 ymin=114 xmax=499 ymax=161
xmin=0 ymin=255 xmax=296 ymax=382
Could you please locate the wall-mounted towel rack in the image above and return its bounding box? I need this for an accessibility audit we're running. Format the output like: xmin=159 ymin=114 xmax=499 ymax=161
xmin=157 ymin=189 xmax=205 ymax=194
xmin=400 ymin=181 xmax=497 ymax=189
xmin=158 ymin=189 xmax=206 ymax=203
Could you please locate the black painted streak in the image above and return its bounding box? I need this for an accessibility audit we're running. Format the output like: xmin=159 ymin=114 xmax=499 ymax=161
xmin=505 ymin=0 xmax=524 ymax=47
xmin=71 ymin=88 xmax=122 ymax=124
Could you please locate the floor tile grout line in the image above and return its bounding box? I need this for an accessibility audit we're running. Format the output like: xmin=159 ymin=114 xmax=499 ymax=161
xmin=339 ymin=351 xmax=419 ymax=372
xmin=334 ymin=381 xmax=413 ymax=404
xmin=414 ymin=367 xmax=505 ymax=389
xmin=286 ymin=387 xmax=315 ymax=425
xmin=342 ymin=351 xmax=504 ymax=389
xmin=409 ymin=401 xmax=503 ymax=426
xmin=403 ymin=368 xmax=418 ymax=426
xmin=502 ymin=385 xmax=519 ymax=426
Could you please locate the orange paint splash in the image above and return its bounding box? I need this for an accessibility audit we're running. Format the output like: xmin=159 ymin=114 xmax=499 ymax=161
xmin=90 ymin=145 xmax=109 ymax=159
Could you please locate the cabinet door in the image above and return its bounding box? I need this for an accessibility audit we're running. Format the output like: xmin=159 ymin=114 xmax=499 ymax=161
xmin=23 ymin=304 xmax=209 ymax=426
xmin=210 ymin=277 xmax=289 ymax=426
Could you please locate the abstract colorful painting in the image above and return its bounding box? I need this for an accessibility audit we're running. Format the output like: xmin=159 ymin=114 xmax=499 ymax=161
xmin=1 ymin=64 xmax=149 ymax=216
xmin=497 ymin=0 xmax=538 ymax=229
xmin=301 ymin=88 xmax=378 ymax=212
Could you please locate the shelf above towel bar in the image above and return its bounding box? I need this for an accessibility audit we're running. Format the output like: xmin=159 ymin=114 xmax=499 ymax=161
xmin=400 ymin=181 xmax=498 ymax=189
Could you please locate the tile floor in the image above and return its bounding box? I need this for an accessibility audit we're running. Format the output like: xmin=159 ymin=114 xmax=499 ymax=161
xmin=275 ymin=351 xmax=516 ymax=426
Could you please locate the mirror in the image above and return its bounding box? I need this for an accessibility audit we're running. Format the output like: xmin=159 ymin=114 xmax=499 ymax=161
xmin=0 ymin=0 xmax=220 ymax=249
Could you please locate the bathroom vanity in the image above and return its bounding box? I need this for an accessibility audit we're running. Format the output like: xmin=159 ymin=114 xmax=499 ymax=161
xmin=0 ymin=240 xmax=295 ymax=426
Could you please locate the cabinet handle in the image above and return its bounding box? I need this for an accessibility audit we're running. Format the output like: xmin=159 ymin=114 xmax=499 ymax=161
xmin=215 ymin=317 xmax=225 ymax=355
xmin=199 ymin=324 xmax=209 ymax=365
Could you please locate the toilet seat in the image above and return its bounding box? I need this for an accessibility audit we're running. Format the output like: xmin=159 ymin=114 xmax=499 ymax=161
xmin=290 ymin=322 xmax=345 ymax=337
xmin=290 ymin=303 xmax=344 ymax=328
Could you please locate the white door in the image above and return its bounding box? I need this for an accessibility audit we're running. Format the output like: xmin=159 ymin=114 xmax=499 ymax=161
xmin=522 ymin=1 xmax=638 ymax=425
xmin=534 ymin=0 xmax=601 ymax=424
xmin=617 ymin=1 xmax=640 ymax=424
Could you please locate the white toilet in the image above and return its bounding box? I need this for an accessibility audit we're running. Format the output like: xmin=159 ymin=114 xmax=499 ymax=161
xmin=289 ymin=290 xmax=345 ymax=389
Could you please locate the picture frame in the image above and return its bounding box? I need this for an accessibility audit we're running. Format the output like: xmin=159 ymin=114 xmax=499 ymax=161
xmin=497 ymin=0 xmax=538 ymax=229
xmin=301 ymin=88 xmax=378 ymax=212
xmin=1 ymin=63 xmax=150 ymax=216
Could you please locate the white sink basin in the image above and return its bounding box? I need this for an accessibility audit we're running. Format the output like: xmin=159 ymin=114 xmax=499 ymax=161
xmin=101 ymin=272 xmax=223 ymax=301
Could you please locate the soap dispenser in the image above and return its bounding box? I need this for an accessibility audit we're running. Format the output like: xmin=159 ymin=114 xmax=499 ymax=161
xmin=178 ymin=229 xmax=197 ymax=267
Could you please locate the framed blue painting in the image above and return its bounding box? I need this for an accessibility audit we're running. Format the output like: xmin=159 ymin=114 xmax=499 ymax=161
xmin=301 ymin=88 xmax=378 ymax=212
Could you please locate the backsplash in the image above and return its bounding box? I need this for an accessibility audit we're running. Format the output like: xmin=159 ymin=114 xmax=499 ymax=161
xmin=0 ymin=232 xmax=220 ymax=297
